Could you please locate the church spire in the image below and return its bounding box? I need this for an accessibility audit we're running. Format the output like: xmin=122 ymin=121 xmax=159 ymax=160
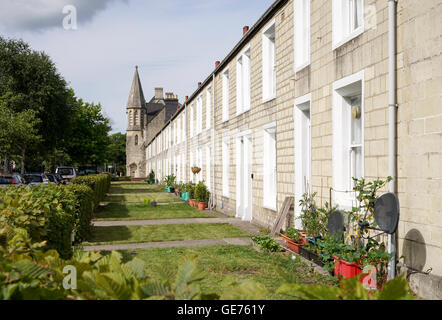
xmin=127 ymin=65 xmax=146 ymax=108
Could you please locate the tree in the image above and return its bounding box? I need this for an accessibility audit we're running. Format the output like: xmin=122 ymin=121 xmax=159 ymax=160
xmin=106 ymin=133 xmax=126 ymax=174
xmin=0 ymin=36 xmax=74 ymax=167
xmin=64 ymin=99 xmax=112 ymax=167
xmin=0 ymin=97 xmax=41 ymax=173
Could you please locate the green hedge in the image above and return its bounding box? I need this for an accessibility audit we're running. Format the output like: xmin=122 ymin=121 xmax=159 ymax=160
xmin=65 ymin=184 xmax=94 ymax=243
xmin=0 ymin=185 xmax=76 ymax=259
xmin=111 ymin=176 xmax=131 ymax=182
xmin=71 ymin=174 xmax=111 ymax=209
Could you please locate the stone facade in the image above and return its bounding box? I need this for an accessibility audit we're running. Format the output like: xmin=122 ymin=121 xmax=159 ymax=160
xmin=141 ymin=0 xmax=442 ymax=296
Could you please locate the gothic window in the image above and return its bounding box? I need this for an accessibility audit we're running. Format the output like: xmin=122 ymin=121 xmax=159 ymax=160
xmin=129 ymin=110 xmax=133 ymax=126
xmin=135 ymin=111 xmax=139 ymax=126
xmin=135 ymin=135 xmax=139 ymax=146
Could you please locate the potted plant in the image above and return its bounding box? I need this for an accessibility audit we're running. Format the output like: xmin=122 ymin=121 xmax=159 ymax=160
xmin=188 ymin=183 xmax=196 ymax=207
xmin=191 ymin=166 xmax=201 ymax=175
xmin=194 ymin=181 xmax=210 ymax=211
xmin=148 ymin=170 xmax=155 ymax=185
xmin=298 ymin=192 xmax=336 ymax=239
xmin=181 ymin=183 xmax=191 ymax=201
xmin=281 ymin=227 xmax=305 ymax=254
xmin=164 ymin=174 xmax=176 ymax=193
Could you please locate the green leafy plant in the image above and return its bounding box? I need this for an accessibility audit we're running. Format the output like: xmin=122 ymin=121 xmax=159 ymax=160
xmin=164 ymin=175 xmax=176 ymax=187
xmin=298 ymin=192 xmax=337 ymax=237
xmin=148 ymin=170 xmax=155 ymax=181
xmin=277 ymin=274 xmax=414 ymax=300
xmin=194 ymin=181 xmax=210 ymax=203
xmin=252 ymin=236 xmax=284 ymax=253
xmin=285 ymin=227 xmax=303 ymax=243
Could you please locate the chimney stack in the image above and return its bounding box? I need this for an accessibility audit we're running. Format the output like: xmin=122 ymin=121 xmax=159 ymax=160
xmin=198 ymin=82 xmax=202 ymax=87
xmin=243 ymin=26 xmax=249 ymax=35
xmin=185 ymin=96 xmax=189 ymax=101
xmin=155 ymin=88 xmax=163 ymax=99
xmin=215 ymin=61 xmax=220 ymax=68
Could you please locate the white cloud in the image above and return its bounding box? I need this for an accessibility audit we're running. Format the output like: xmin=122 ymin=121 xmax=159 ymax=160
xmin=0 ymin=0 xmax=126 ymax=32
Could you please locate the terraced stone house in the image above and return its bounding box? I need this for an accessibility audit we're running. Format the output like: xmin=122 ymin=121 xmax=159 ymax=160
xmin=127 ymin=0 xmax=442 ymax=299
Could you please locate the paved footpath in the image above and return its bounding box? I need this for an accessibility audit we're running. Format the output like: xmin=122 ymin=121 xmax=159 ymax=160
xmin=83 ymin=237 xmax=253 ymax=252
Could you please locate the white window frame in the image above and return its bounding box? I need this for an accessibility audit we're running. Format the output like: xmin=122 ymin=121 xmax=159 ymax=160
xmin=182 ymin=111 xmax=186 ymax=142
xmin=206 ymin=87 xmax=211 ymax=130
xmin=332 ymin=70 xmax=365 ymax=210
xmin=222 ymin=67 xmax=230 ymax=123
xmin=236 ymin=46 xmax=251 ymax=116
xmin=294 ymin=0 xmax=311 ymax=72
xmin=196 ymin=95 xmax=203 ymax=134
xmin=332 ymin=0 xmax=365 ymax=50
xmin=263 ymin=122 xmax=277 ymax=211
xmin=190 ymin=103 xmax=194 ymax=138
xmin=222 ymin=138 xmax=230 ymax=197
xmin=205 ymin=144 xmax=211 ymax=191
xmin=197 ymin=147 xmax=202 ymax=182
xmin=262 ymin=19 xmax=276 ymax=102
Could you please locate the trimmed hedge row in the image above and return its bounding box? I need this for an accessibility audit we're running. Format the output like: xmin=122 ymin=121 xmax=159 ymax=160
xmin=0 ymin=185 xmax=77 ymax=259
xmin=71 ymin=174 xmax=111 ymax=209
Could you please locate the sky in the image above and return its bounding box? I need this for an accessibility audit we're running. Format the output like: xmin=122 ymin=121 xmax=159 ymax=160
xmin=0 ymin=0 xmax=275 ymax=133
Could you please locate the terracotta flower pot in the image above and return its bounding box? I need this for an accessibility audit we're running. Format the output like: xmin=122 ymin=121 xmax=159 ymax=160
xmin=189 ymin=199 xmax=196 ymax=207
xmin=197 ymin=202 xmax=207 ymax=211
xmin=281 ymin=234 xmax=303 ymax=254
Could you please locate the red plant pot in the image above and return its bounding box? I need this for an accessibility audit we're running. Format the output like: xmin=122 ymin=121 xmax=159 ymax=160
xmin=281 ymin=234 xmax=303 ymax=254
xmin=189 ymin=199 xmax=196 ymax=207
xmin=197 ymin=202 xmax=207 ymax=211
xmin=333 ymin=256 xmax=362 ymax=279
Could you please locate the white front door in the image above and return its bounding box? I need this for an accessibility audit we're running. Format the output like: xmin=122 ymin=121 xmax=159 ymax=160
xmin=295 ymin=96 xmax=312 ymax=229
xmin=236 ymin=133 xmax=253 ymax=221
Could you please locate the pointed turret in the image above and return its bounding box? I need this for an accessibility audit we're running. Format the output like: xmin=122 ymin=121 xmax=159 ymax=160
xmin=126 ymin=66 xmax=147 ymax=178
xmin=127 ymin=65 xmax=146 ymax=108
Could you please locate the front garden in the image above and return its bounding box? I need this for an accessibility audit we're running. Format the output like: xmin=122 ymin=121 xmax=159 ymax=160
xmin=0 ymin=173 xmax=415 ymax=300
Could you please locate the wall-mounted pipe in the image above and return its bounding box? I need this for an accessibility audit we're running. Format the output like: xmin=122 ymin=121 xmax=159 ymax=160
xmin=388 ymin=0 xmax=398 ymax=280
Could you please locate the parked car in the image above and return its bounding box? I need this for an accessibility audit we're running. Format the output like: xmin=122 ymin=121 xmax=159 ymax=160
xmin=46 ymin=173 xmax=61 ymax=185
xmin=22 ymin=173 xmax=50 ymax=186
xmin=54 ymin=173 xmax=66 ymax=185
xmin=0 ymin=173 xmax=27 ymax=187
xmin=55 ymin=167 xmax=77 ymax=184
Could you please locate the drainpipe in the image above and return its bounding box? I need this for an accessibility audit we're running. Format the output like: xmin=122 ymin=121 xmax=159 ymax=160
xmin=388 ymin=0 xmax=398 ymax=280
xmin=212 ymin=73 xmax=216 ymax=209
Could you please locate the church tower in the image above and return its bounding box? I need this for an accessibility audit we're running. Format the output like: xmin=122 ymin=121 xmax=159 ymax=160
xmin=126 ymin=66 xmax=147 ymax=178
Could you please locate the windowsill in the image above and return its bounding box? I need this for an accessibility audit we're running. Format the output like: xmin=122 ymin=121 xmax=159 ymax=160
xmin=332 ymin=27 xmax=364 ymax=51
xmin=263 ymin=204 xmax=277 ymax=212
xmin=222 ymin=118 xmax=229 ymax=123
xmin=295 ymin=60 xmax=310 ymax=73
xmin=262 ymin=95 xmax=276 ymax=104
xmin=236 ymin=107 xmax=251 ymax=117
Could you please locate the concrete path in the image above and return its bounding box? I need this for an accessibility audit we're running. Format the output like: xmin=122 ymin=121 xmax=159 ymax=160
xmin=83 ymin=237 xmax=253 ymax=252
xmin=92 ymin=217 xmax=232 ymax=227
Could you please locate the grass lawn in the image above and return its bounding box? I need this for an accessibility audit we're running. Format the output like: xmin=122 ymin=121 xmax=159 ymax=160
xmin=94 ymin=203 xmax=216 ymax=221
xmin=117 ymin=245 xmax=336 ymax=300
xmin=104 ymin=193 xmax=183 ymax=204
xmin=84 ymin=223 xmax=251 ymax=245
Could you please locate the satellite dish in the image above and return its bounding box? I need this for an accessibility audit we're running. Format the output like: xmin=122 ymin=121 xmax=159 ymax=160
xmin=328 ymin=211 xmax=345 ymax=240
xmin=374 ymin=193 xmax=400 ymax=234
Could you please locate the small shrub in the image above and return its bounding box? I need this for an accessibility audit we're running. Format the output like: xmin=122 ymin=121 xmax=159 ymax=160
xmin=252 ymin=236 xmax=284 ymax=253
xmin=194 ymin=181 xmax=209 ymax=203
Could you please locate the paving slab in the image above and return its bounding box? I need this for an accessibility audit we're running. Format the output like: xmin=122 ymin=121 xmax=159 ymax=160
xmin=92 ymin=218 xmax=231 ymax=227
xmin=82 ymin=237 xmax=253 ymax=252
